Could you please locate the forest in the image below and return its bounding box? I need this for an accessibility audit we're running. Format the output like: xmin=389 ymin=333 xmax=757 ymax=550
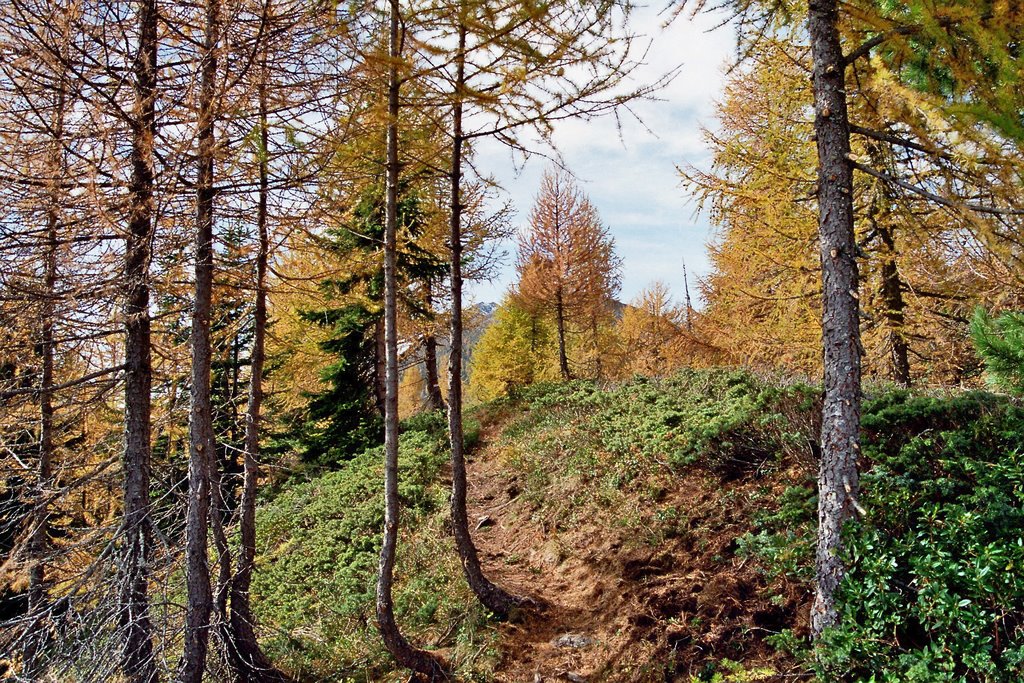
xmin=1 ymin=0 xmax=1023 ymax=681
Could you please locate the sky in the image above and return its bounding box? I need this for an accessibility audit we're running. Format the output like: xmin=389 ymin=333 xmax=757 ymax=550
xmin=465 ymin=5 xmax=739 ymax=308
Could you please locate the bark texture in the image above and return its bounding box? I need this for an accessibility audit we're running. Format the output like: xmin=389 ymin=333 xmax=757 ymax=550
xmin=120 ymin=1 xmax=159 ymax=679
xmin=865 ymin=145 xmax=910 ymax=387
xmin=807 ymin=0 xmax=862 ymax=639
xmin=446 ymin=18 xmax=524 ymax=619
xmin=375 ymin=2 xmax=448 ymax=678
xmin=878 ymin=224 xmax=910 ymax=387
xmin=374 ymin=319 xmax=386 ymax=414
xmin=180 ymin=0 xmax=220 ymax=678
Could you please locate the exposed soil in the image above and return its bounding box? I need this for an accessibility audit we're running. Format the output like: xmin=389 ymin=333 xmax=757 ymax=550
xmin=464 ymin=424 xmax=813 ymax=682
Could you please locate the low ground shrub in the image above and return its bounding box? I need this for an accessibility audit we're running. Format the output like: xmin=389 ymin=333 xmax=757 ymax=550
xmin=817 ymin=391 xmax=1024 ymax=681
xmin=251 ymin=415 xmax=498 ymax=681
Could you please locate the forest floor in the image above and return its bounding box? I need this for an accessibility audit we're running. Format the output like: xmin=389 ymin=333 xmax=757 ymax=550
xmin=463 ymin=418 xmax=809 ymax=682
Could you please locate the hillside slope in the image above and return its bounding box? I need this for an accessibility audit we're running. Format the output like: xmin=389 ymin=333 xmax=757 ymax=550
xmin=251 ymin=371 xmax=1024 ymax=682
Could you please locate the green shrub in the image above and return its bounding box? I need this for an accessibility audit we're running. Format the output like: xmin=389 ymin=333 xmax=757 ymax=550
xmin=817 ymin=391 xmax=1024 ymax=681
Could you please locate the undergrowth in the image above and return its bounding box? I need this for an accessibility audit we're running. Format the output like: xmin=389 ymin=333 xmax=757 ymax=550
xmin=498 ymin=372 xmax=1024 ymax=681
xmin=252 ymin=370 xmax=1024 ymax=682
xmin=252 ymin=412 xmax=499 ymax=682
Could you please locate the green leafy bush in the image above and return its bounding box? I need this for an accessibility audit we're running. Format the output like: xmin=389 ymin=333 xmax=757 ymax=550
xmin=817 ymin=391 xmax=1024 ymax=681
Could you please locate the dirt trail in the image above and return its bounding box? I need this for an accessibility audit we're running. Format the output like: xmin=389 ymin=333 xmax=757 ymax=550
xmin=464 ymin=426 xmax=807 ymax=682
xmin=466 ymin=446 xmax=636 ymax=682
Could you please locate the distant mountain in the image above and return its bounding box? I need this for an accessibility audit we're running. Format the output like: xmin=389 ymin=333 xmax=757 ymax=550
xmin=462 ymin=302 xmax=498 ymax=373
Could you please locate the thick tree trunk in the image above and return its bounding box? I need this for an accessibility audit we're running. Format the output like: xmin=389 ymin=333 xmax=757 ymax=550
xmin=423 ymin=285 xmax=444 ymax=412
xmin=376 ymin=1 xmax=447 ymax=678
xmin=180 ymin=0 xmax=220 ymax=678
xmin=446 ymin=18 xmax=524 ymax=619
xmin=120 ymin=1 xmax=159 ymax=679
xmin=227 ymin=43 xmax=290 ymax=683
xmin=555 ymin=288 xmax=570 ymax=380
xmin=808 ymin=0 xmax=862 ymax=639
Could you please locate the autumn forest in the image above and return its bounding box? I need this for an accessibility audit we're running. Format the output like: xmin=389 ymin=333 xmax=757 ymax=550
xmin=2 ymin=0 xmax=1024 ymax=681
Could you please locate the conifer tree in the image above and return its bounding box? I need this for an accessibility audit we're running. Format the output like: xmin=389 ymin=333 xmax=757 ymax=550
xmin=516 ymin=167 xmax=621 ymax=381
xmin=375 ymin=1 xmax=447 ymax=678
xmin=467 ymin=295 xmax=557 ymax=401
xmin=971 ymin=308 xmax=1024 ymax=395
xmin=617 ymin=282 xmax=687 ymax=379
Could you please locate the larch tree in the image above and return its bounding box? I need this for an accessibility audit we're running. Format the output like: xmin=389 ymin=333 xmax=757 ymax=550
xmin=375 ymin=0 xmax=448 ymax=678
xmin=616 ymin=282 xmax=688 ymax=379
xmin=675 ymin=0 xmax=1024 ymax=635
xmin=802 ymin=0 xmax=862 ymax=636
xmin=120 ymin=0 xmax=161 ymax=676
xmin=467 ymin=294 xmax=557 ymax=401
xmin=0 ymin=0 xmax=172 ymax=677
xmin=180 ymin=0 xmax=222 ymax=678
xmin=516 ymin=167 xmax=621 ymax=381
xmin=224 ymin=4 xmax=296 ymax=680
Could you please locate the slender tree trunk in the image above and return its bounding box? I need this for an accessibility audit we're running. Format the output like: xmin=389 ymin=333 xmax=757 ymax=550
xmin=376 ymin=2 xmax=447 ymax=678
xmin=227 ymin=38 xmax=290 ymax=682
xmin=211 ymin=351 xmax=233 ymax=630
xmin=120 ymin=1 xmax=159 ymax=679
xmin=423 ymin=284 xmax=444 ymax=412
xmin=878 ymin=224 xmax=910 ymax=387
xmin=180 ymin=0 xmax=220 ymax=678
xmin=23 ymin=45 xmax=68 ymax=677
xmin=864 ymin=148 xmax=911 ymax=388
xmin=682 ymin=260 xmax=693 ymax=332
xmin=374 ymin=318 xmax=386 ymax=414
xmin=210 ymin=453 xmax=232 ymax=622
xmin=864 ymin=146 xmax=913 ymax=387
xmin=555 ymin=288 xmax=570 ymax=380
xmin=590 ymin=311 xmax=602 ymax=380
xmin=530 ymin=315 xmax=538 ymax=357
xmin=447 ymin=18 xmax=523 ymax=618
xmin=808 ymin=0 xmax=862 ymax=638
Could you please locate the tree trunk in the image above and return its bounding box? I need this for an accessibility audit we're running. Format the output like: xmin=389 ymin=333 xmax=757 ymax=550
xmin=864 ymin=145 xmax=910 ymax=387
xmin=210 ymin=451 xmax=232 ymax=625
xmin=423 ymin=284 xmax=444 ymax=412
xmin=376 ymin=1 xmax=447 ymax=678
xmin=808 ymin=0 xmax=862 ymax=639
xmin=23 ymin=41 xmax=68 ymax=677
xmin=180 ymin=0 xmax=220 ymax=678
xmin=555 ymin=288 xmax=570 ymax=380
xmin=374 ymin=318 xmax=386 ymax=415
xmin=446 ymin=17 xmax=524 ymax=619
xmin=227 ymin=36 xmax=290 ymax=682
xmin=120 ymin=1 xmax=159 ymax=679
xmin=878 ymin=224 xmax=910 ymax=387
xmin=682 ymin=260 xmax=694 ymax=332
